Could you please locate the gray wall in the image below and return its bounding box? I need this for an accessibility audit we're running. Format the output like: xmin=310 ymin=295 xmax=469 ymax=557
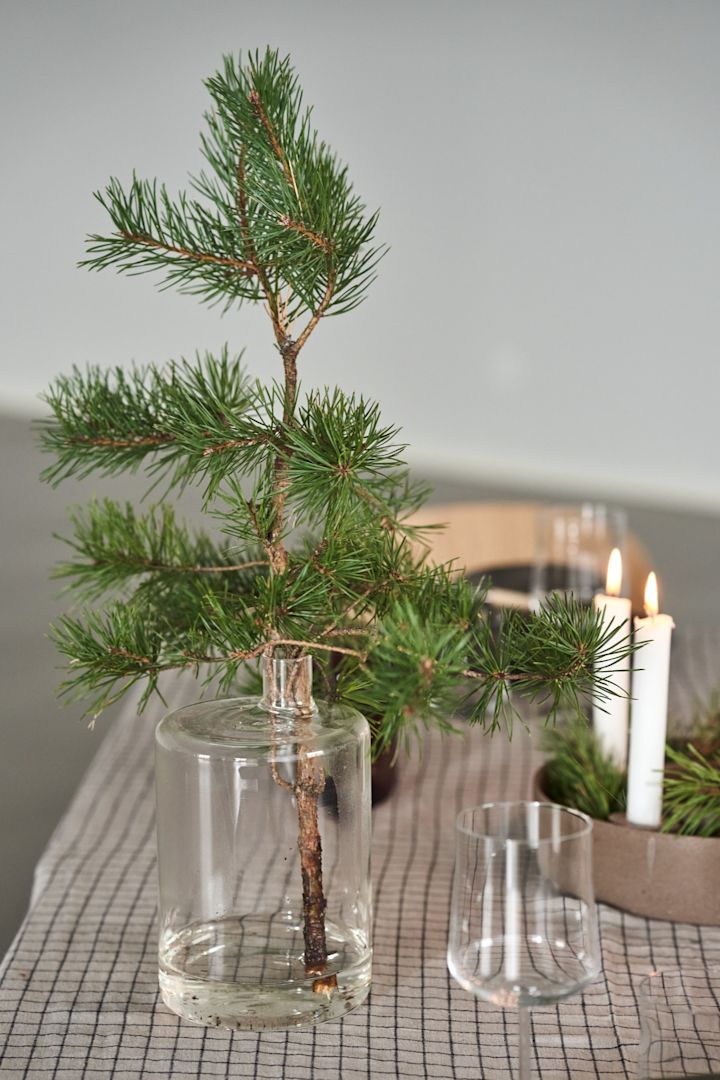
xmin=3 ymin=0 xmax=719 ymax=510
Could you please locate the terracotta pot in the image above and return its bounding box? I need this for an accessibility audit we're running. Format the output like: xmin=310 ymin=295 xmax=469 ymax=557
xmin=533 ymin=766 xmax=720 ymax=925
xmin=371 ymin=743 xmax=398 ymax=805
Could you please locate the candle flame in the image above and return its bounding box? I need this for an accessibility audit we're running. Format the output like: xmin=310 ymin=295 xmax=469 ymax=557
xmin=606 ymin=547 xmax=622 ymax=596
xmin=644 ymin=572 xmax=659 ymax=617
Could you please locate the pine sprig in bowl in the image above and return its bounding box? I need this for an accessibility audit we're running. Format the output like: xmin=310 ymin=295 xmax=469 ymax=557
xmin=540 ymin=719 xmax=626 ymax=822
xmin=540 ymin=706 xmax=720 ymax=838
xmin=663 ymin=717 xmax=720 ymax=838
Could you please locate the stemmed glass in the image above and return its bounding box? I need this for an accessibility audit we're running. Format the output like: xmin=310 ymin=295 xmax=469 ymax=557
xmin=531 ymin=503 xmax=627 ymax=606
xmin=447 ymin=801 xmax=601 ymax=1080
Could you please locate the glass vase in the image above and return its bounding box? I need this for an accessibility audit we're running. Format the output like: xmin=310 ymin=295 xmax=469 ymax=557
xmin=154 ymin=655 xmax=372 ymax=1031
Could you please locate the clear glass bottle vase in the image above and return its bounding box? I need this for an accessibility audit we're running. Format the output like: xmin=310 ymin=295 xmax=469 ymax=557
xmin=155 ymin=655 xmax=372 ymax=1030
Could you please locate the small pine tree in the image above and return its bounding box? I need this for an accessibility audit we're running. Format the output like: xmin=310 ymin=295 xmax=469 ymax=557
xmin=39 ymin=49 xmax=632 ymax=987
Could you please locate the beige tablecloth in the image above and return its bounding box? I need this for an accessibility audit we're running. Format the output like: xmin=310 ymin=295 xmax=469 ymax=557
xmin=1 ymin=629 xmax=719 ymax=1078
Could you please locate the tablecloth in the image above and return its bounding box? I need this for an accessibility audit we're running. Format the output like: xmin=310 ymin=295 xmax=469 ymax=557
xmin=1 ymin=630 xmax=719 ymax=1078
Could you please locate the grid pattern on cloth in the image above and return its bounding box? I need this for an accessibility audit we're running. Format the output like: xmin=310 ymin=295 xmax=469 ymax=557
xmin=1 ymin=629 xmax=719 ymax=1079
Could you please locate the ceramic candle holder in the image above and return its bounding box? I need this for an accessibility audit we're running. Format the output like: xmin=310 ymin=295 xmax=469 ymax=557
xmin=533 ymin=766 xmax=720 ymax=925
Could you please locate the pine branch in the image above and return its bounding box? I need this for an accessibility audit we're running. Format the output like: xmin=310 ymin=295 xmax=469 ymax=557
xmin=540 ymin=716 xmax=626 ymax=820
xmin=38 ymin=350 xmax=275 ymax=495
xmin=83 ymin=178 xmax=262 ymax=311
xmin=663 ymin=742 xmax=720 ymax=837
xmin=248 ymin=87 xmax=300 ymax=198
xmin=116 ymin=230 xmax=254 ymax=274
xmin=285 ymin=389 xmax=407 ymax=526
xmin=52 ymin=596 xmax=367 ymax=720
xmin=83 ymin=50 xmax=384 ymax=324
xmin=40 ymin=354 xmax=638 ymax=751
xmin=208 ymin=48 xmax=385 ymax=320
xmin=54 ymin=498 xmax=266 ymax=601
xmin=460 ymin=594 xmax=639 ymax=732
xmin=52 ymin=560 xmax=636 ymax=752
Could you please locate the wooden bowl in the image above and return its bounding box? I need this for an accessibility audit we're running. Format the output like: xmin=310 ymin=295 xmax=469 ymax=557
xmin=534 ymin=766 xmax=720 ymax=925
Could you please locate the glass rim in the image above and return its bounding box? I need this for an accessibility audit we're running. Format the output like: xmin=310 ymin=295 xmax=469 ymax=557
xmin=455 ymin=800 xmax=594 ymax=845
xmin=537 ymin=501 xmax=627 ymax=520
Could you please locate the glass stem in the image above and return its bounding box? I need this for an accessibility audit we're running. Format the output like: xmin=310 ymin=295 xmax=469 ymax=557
xmin=518 ymin=1005 xmax=531 ymax=1080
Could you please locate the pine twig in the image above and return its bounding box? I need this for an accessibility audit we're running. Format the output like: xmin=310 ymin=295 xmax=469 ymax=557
xmin=69 ymin=433 xmax=174 ymax=449
xmin=663 ymin=742 xmax=720 ymax=837
xmin=118 ymin=232 xmax=256 ymax=275
xmin=540 ymin=717 xmax=626 ymax=821
xmin=294 ymin=269 xmax=336 ymax=353
xmin=279 ymin=216 xmax=333 ymax=252
xmin=248 ymin=88 xmax=300 ymax=200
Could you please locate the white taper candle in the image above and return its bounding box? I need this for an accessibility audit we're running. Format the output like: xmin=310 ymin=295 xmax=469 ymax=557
xmin=592 ymin=548 xmax=632 ymax=769
xmin=626 ymin=573 xmax=675 ymax=829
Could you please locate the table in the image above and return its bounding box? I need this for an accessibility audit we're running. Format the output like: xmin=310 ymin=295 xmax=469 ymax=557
xmin=2 ymin=630 xmax=719 ymax=1078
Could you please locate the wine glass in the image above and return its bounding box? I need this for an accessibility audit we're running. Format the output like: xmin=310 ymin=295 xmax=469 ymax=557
xmin=531 ymin=503 xmax=627 ymax=606
xmin=637 ymin=964 xmax=720 ymax=1078
xmin=447 ymin=801 xmax=601 ymax=1080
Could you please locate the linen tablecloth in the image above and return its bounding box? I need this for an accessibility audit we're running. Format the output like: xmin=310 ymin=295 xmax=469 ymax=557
xmin=1 ymin=630 xmax=719 ymax=1079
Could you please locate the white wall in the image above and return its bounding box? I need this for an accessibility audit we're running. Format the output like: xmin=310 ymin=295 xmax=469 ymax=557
xmin=3 ymin=0 xmax=719 ymax=511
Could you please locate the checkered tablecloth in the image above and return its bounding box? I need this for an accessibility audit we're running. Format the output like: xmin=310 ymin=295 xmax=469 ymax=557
xmin=1 ymin=630 xmax=719 ymax=1078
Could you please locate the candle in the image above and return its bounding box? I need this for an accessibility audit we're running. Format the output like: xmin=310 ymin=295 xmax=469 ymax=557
xmin=592 ymin=548 xmax=632 ymax=768
xmin=626 ymin=573 xmax=675 ymax=829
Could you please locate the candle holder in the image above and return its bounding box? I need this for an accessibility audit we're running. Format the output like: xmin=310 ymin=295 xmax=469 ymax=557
xmin=533 ymin=766 xmax=720 ymax=925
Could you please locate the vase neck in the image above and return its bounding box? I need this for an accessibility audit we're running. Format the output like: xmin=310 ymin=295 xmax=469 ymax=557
xmin=260 ymin=655 xmax=315 ymax=713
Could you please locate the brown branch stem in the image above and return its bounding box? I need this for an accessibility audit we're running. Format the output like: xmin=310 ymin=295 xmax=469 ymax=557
xmin=238 ymin=90 xmax=340 ymax=988
xmin=236 ymin=149 xmax=285 ymax=345
xmin=266 ymin=344 xmax=297 ymax=573
xmin=94 ymin=558 xmax=268 ymax=575
xmin=461 ymin=667 xmax=589 ymax=683
xmin=118 ymin=232 xmax=256 ymax=275
xmin=68 ymin=434 xmax=174 ymax=449
xmin=221 ymin=639 xmax=366 ymax=662
xmin=66 ymin=433 xmax=268 ymax=456
xmin=201 ymin=436 xmax=268 ymax=457
xmin=248 ymin=89 xmax=300 ymax=201
xmin=294 ymin=271 xmax=336 ymax=353
xmin=101 ymin=637 xmax=368 ymax=679
xmin=279 ymin=216 xmax=332 ymax=252
xmin=186 ymin=560 xmax=268 ymax=573
xmin=107 ymin=647 xmax=153 ymax=665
